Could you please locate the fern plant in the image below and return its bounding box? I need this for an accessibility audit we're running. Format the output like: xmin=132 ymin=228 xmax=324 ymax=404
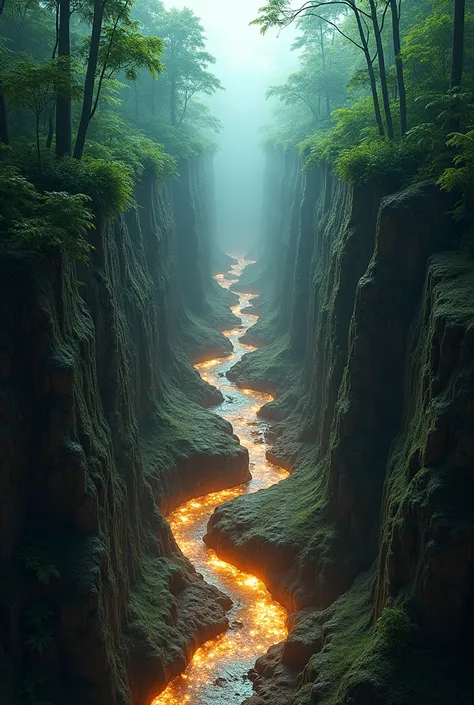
xmin=19 ymin=543 xmax=60 ymax=586
xmin=25 ymin=630 xmax=54 ymax=656
xmin=438 ymin=129 xmax=474 ymax=220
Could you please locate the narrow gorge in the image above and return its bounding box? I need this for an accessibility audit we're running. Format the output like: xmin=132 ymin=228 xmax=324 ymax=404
xmin=1 ymin=1 xmax=473 ymax=704
xmin=2 ymin=147 xmax=473 ymax=705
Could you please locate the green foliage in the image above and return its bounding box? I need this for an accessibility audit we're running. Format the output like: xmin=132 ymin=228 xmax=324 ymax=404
xmin=25 ymin=631 xmax=54 ymax=655
xmin=332 ymin=137 xmax=421 ymax=186
xmin=438 ymin=129 xmax=474 ymax=219
xmin=2 ymin=58 xmax=79 ymax=119
xmin=259 ymin=0 xmax=474 ymax=208
xmin=97 ymin=20 xmax=164 ymax=82
xmin=402 ymin=8 xmax=474 ymax=99
xmin=374 ymin=603 xmax=417 ymax=657
xmin=19 ymin=543 xmax=61 ymax=585
xmin=12 ymin=191 xmax=94 ymax=261
xmin=0 ymin=0 xmax=221 ymax=178
xmin=24 ymin=606 xmax=55 ymax=657
xmin=302 ymin=97 xmax=383 ymax=173
xmin=0 ymin=161 xmax=39 ymax=227
xmin=85 ymin=114 xmax=177 ymax=179
xmin=2 ymin=57 xmax=81 ymax=165
xmin=262 ymin=6 xmax=353 ymax=148
xmin=0 ymin=163 xmax=94 ymax=260
xmin=154 ymin=6 xmax=223 ymax=127
xmin=11 ymin=147 xmax=135 ymax=216
xmin=250 ymin=0 xmax=291 ymax=34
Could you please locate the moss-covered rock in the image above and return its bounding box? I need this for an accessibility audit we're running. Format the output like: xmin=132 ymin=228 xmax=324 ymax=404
xmin=206 ymin=156 xmax=473 ymax=705
xmin=0 ymin=162 xmax=249 ymax=705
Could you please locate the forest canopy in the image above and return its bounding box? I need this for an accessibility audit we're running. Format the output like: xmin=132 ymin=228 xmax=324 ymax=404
xmin=255 ymin=0 xmax=473 ymax=207
xmin=0 ymin=0 xmax=222 ymax=256
xmin=0 ymin=0 xmax=473 ymax=256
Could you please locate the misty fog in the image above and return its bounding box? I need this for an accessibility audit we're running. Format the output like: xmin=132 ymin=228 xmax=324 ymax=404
xmin=164 ymin=0 xmax=297 ymax=255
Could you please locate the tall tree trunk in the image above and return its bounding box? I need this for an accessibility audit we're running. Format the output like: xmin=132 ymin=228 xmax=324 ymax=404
xmin=0 ymin=0 xmax=9 ymax=144
xmin=55 ymin=0 xmax=72 ymax=156
xmin=390 ymin=0 xmax=407 ymax=136
xmin=449 ymin=0 xmax=466 ymax=132
xmin=320 ymin=24 xmax=330 ymax=115
xmin=36 ymin=114 xmax=42 ymax=171
xmin=74 ymin=0 xmax=105 ymax=159
xmin=170 ymin=76 xmax=177 ymax=126
xmin=369 ymin=0 xmax=394 ymax=139
xmin=0 ymin=90 xmax=8 ymax=144
xmin=46 ymin=107 xmax=55 ymax=148
xmin=320 ymin=23 xmax=326 ymax=71
xmin=134 ymin=80 xmax=139 ymax=121
xmin=451 ymin=0 xmax=466 ymax=88
xmin=352 ymin=4 xmax=384 ymax=136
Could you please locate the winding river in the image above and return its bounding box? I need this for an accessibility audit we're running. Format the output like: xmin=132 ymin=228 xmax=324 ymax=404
xmin=153 ymin=259 xmax=289 ymax=705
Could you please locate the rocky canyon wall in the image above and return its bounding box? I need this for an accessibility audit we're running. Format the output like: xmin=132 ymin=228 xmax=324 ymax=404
xmin=0 ymin=160 xmax=249 ymax=705
xmin=206 ymin=154 xmax=474 ymax=705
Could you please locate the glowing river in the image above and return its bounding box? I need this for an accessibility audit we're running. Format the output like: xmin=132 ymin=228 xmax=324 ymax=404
xmin=153 ymin=260 xmax=289 ymax=705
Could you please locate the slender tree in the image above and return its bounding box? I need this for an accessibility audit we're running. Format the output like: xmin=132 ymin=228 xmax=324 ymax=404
xmin=390 ymin=0 xmax=407 ymax=135
xmin=3 ymin=59 xmax=73 ymax=168
xmin=253 ymin=1 xmax=386 ymax=135
xmin=449 ymin=0 xmax=466 ymax=132
xmin=368 ymin=0 xmax=394 ymax=138
xmin=73 ymin=0 xmax=108 ymax=158
xmin=55 ymin=0 xmax=71 ymax=155
xmin=0 ymin=91 xmax=7 ymax=144
xmin=450 ymin=0 xmax=466 ymax=89
xmin=45 ymin=1 xmax=59 ymax=149
xmin=74 ymin=1 xmax=162 ymax=158
xmin=156 ymin=8 xmax=222 ymax=128
xmin=0 ymin=0 xmax=9 ymax=144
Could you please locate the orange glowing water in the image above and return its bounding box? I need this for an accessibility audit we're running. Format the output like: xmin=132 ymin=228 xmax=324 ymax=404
xmin=153 ymin=260 xmax=289 ymax=705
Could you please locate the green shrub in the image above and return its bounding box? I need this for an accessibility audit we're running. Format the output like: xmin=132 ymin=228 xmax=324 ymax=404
xmin=2 ymin=144 xmax=134 ymax=217
xmin=85 ymin=115 xmax=177 ymax=180
xmin=333 ymin=137 xmax=422 ymax=186
xmin=438 ymin=129 xmax=474 ymax=220
xmin=374 ymin=603 xmax=417 ymax=657
xmin=12 ymin=190 xmax=94 ymax=261
xmin=0 ymin=165 xmax=94 ymax=261
xmin=37 ymin=152 xmax=134 ymax=217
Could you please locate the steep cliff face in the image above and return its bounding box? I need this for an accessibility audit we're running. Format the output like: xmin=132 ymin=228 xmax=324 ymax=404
xmin=205 ymin=156 xmax=474 ymax=704
xmin=0 ymin=161 xmax=249 ymax=705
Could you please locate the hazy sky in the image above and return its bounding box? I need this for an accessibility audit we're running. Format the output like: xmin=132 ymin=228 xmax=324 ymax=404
xmin=163 ymin=0 xmax=297 ymax=254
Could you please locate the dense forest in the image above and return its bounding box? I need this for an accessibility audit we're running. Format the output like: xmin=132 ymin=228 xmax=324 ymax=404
xmin=1 ymin=0 xmax=473 ymax=257
xmin=256 ymin=0 xmax=473 ymax=216
xmin=0 ymin=0 xmax=222 ymax=258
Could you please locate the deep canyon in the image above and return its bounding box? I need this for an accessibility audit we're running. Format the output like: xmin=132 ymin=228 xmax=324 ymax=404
xmin=0 ymin=151 xmax=473 ymax=705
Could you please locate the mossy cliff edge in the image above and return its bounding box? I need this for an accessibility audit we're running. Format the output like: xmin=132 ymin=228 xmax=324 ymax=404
xmin=205 ymin=151 xmax=474 ymax=705
xmin=0 ymin=159 xmax=249 ymax=705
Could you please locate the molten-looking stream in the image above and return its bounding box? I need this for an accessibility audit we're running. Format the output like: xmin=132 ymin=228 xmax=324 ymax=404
xmin=153 ymin=259 xmax=288 ymax=705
